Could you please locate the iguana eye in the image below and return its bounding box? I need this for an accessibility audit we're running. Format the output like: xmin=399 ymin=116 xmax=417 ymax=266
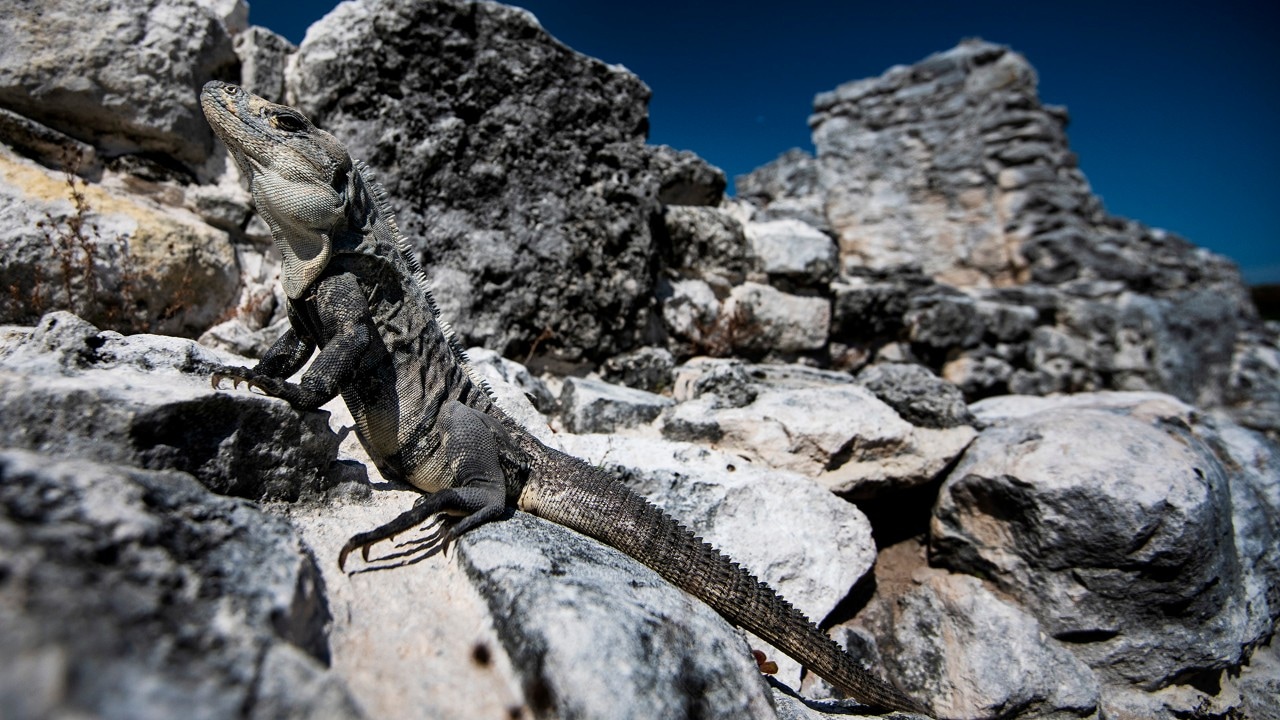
xmin=225 ymin=85 xmax=239 ymax=96
xmin=273 ymin=113 xmax=306 ymax=132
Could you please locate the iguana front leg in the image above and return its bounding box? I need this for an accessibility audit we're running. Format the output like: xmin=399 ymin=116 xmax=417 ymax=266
xmin=211 ymin=313 xmax=315 ymax=392
xmin=213 ymin=273 xmax=372 ymax=411
xmin=338 ymin=401 xmax=513 ymax=570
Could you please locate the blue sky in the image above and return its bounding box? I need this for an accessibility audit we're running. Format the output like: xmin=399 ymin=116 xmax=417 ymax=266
xmin=252 ymin=1 xmax=1280 ymax=285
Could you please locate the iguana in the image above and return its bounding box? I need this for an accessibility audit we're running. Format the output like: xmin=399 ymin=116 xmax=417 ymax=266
xmin=200 ymin=80 xmax=931 ymax=717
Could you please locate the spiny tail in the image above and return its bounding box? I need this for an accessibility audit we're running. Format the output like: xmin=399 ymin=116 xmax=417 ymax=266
xmin=525 ymin=455 xmax=931 ymax=716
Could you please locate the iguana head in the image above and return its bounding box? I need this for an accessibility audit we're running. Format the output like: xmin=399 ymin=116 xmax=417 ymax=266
xmin=200 ymin=81 xmax=352 ymax=299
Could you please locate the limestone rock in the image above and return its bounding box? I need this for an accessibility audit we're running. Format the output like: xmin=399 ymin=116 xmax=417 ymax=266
xmin=0 ymin=312 xmax=352 ymax=503
xmin=0 ymin=449 xmax=362 ymax=720
xmin=932 ymin=397 xmax=1260 ymax=688
xmin=234 ymin=26 xmax=296 ymax=102
xmin=861 ymin=563 xmax=1100 ymax=720
xmin=649 ymin=143 xmax=727 ymax=206
xmin=1225 ymin=326 xmax=1280 ymax=434
xmin=659 ymin=204 xmax=757 ymax=288
xmin=735 ymin=38 xmax=1273 ymax=427
xmin=288 ymin=0 xmax=665 ymax=362
xmin=829 ymin=267 xmax=934 ymax=342
xmin=743 ymin=218 xmax=837 ymax=288
xmin=663 ymin=361 xmax=975 ymax=497
xmin=722 ymin=282 xmax=830 ymax=357
xmin=1234 ymin=641 xmax=1280 ymax=720
xmin=0 ymin=147 xmax=240 ymax=337
xmin=553 ymin=433 xmax=876 ymax=690
xmin=465 ymin=345 xmax=559 ymax=422
xmin=0 ymin=0 xmax=241 ymax=169
xmin=736 ymin=147 xmax=827 ymax=231
xmin=559 ymin=375 xmax=673 ymax=433
xmin=457 ymin=511 xmax=778 ymax=720
xmin=0 ymin=107 xmax=102 ymax=178
xmin=856 ymin=362 xmax=975 ymax=429
xmin=599 ymin=345 xmax=676 ymax=393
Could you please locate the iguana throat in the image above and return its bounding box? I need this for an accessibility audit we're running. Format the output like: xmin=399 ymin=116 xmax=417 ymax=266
xmin=200 ymin=80 xmax=347 ymax=298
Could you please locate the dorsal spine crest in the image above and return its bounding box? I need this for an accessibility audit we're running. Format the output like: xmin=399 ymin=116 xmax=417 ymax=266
xmin=353 ymin=159 xmax=499 ymax=403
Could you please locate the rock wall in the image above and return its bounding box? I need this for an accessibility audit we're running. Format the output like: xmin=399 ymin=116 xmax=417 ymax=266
xmin=734 ymin=40 xmax=1277 ymax=431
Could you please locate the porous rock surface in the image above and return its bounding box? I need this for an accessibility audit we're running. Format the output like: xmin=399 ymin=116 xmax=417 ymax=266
xmin=287 ymin=0 xmax=707 ymax=361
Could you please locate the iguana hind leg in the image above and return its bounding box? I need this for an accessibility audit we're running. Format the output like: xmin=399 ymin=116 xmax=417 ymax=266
xmin=339 ymin=401 xmax=511 ymax=570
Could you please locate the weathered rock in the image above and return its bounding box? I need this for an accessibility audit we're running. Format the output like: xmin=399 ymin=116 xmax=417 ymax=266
xmin=932 ymin=396 xmax=1257 ymax=688
xmin=735 ymin=148 xmax=827 ymax=231
xmin=663 ymin=361 xmax=975 ymax=497
xmin=650 ymin=144 xmax=727 ymax=206
xmin=1234 ymin=641 xmax=1280 ymax=720
xmin=558 ymin=434 xmax=876 ymax=628
xmin=856 ymin=362 xmax=975 ymax=429
xmin=600 ymin=345 xmax=676 ymax=393
xmin=0 ymin=147 xmax=240 ymax=336
xmin=829 ymin=267 xmax=934 ymax=342
xmin=0 ymin=107 xmax=102 ymax=178
xmin=672 ymin=356 xmax=759 ymax=409
xmin=858 ymin=558 xmax=1100 ymax=720
xmin=288 ymin=0 xmax=665 ymax=362
xmin=0 ymin=449 xmax=362 ymax=720
xmin=234 ymin=26 xmax=296 ymax=101
xmin=659 ymin=204 xmax=756 ymax=288
xmin=0 ymin=0 xmax=240 ymax=169
xmin=657 ymin=275 xmax=723 ymax=355
xmin=457 ymin=511 xmax=778 ymax=720
xmin=904 ymin=289 xmax=987 ymax=354
xmin=0 ymin=312 xmax=352 ymax=502
xmin=1224 ymin=326 xmax=1280 ymax=434
xmin=559 ymin=375 xmax=673 ymax=433
xmin=722 ymin=282 xmax=830 ymax=357
xmin=743 ymin=218 xmax=837 ymax=288
xmin=491 ymin=431 xmax=881 ymax=699
xmin=465 ymin=345 xmax=559 ymax=421
xmin=734 ymin=38 xmax=1275 ymax=427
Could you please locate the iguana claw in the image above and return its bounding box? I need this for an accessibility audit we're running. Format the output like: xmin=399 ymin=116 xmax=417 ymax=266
xmin=211 ymin=366 xmax=255 ymax=391
xmin=211 ymin=366 xmax=290 ymax=399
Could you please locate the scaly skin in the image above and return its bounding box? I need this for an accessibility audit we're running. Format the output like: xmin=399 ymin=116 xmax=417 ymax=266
xmin=200 ymin=80 xmax=932 ymax=717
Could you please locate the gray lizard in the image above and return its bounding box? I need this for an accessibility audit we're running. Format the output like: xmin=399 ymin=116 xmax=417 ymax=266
xmin=200 ymin=80 xmax=930 ymax=717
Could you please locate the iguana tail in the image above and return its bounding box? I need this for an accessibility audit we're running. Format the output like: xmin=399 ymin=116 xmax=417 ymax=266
xmin=523 ymin=452 xmax=931 ymax=716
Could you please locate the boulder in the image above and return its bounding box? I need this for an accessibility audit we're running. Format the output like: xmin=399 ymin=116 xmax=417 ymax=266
xmin=658 ymin=204 xmax=756 ymax=288
xmin=0 ymin=449 xmax=361 ymax=720
xmin=649 ymin=144 xmax=727 ymax=206
xmin=288 ymin=0 xmax=665 ymax=362
xmin=857 ymin=558 xmax=1100 ymax=720
xmin=559 ymin=375 xmax=673 ymax=433
xmin=743 ymin=218 xmax=837 ymax=288
xmin=556 ymin=433 xmax=877 ymax=690
xmin=233 ymin=26 xmax=296 ymax=102
xmin=721 ymin=282 xmax=830 ymax=357
xmin=664 ymin=361 xmax=975 ymax=497
xmin=457 ymin=511 xmax=778 ymax=720
xmin=0 ymin=0 xmax=241 ymax=170
xmin=856 ymin=362 xmax=975 ymax=429
xmin=0 ymin=312 xmax=353 ymax=502
xmin=599 ymin=345 xmax=676 ymax=393
xmin=0 ymin=147 xmax=240 ymax=337
xmin=933 ymin=395 xmax=1260 ymax=688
